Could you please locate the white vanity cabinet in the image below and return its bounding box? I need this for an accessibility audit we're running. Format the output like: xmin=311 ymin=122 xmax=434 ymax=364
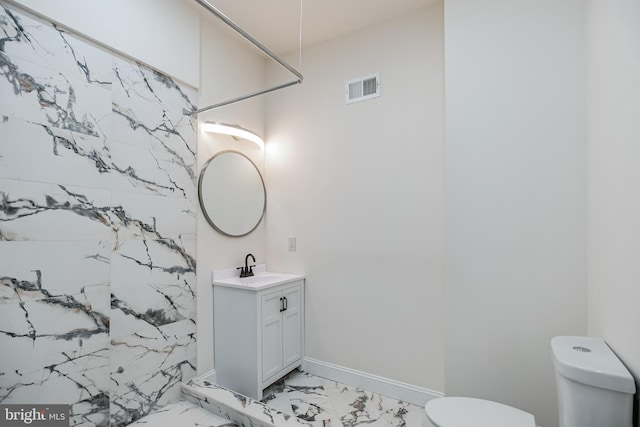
xmin=213 ymin=275 xmax=304 ymax=401
xmin=261 ymin=284 xmax=303 ymax=381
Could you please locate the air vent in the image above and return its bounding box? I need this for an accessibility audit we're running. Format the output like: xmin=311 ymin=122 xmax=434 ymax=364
xmin=345 ymin=73 xmax=380 ymax=104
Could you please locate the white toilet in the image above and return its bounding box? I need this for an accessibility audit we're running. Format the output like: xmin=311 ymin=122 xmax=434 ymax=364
xmin=422 ymin=335 xmax=636 ymax=427
xmin=551 ymin=336 xmax=636 ymax=427
xmin=422 ymin=396 xmax=535 ymax=427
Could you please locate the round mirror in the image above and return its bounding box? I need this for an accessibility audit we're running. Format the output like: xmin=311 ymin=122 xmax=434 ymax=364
xmin=198 ymin=151 xmax=266 ymax=237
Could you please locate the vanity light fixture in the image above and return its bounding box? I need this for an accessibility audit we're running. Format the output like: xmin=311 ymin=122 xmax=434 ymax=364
xmin=203 ymin=122 xmax=264 ymax=149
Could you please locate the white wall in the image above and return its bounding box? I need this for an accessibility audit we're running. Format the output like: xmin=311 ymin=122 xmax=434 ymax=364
xmin=264 ymin=4 xmax=445 ymax=391
xmin=444 ymin=1 xmax=587 ymax=426
xmin=196 ymin=12 xmax=267 ymax=375
xmin=10 ymin=0 xmax=200 ymax=87
xmin=586 ymin=0 xmax=640 ymax=409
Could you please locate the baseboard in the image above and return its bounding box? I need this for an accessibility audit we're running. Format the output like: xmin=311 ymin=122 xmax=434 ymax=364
xmin=199 ymin=368 xmax=217 ymax=383
xmin=301 ymin=357 xmax=442 ymax=406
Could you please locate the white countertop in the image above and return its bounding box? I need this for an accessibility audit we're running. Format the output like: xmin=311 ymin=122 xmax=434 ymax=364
xmin=212 ymin=264 xmax=304 ymax=291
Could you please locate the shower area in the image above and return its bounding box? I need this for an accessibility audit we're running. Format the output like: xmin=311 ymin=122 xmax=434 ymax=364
xmin=0 ymin=4 xmax=197 ymax=426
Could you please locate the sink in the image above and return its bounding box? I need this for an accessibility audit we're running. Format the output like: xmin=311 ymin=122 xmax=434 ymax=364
xmin=212 ymin=265 xmax=304 ymax=290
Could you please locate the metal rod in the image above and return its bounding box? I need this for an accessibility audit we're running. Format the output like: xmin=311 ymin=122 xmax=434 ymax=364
xmin=193 ymin=79 xmax=300 ymax=115
xmin=193 ymin=0 xmax=303 ymax=114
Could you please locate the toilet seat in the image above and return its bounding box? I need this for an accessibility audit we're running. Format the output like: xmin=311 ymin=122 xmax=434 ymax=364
xmin=425 ymin=397 xmax=535 ymax=427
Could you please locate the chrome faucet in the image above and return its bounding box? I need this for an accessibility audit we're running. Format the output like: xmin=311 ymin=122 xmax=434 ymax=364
xmin=238 ymin=253 xmax=256 ymax=278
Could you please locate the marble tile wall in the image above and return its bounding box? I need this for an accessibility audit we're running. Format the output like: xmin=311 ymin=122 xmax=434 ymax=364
xmin=0 ymin=4 xmax=197 ymax=426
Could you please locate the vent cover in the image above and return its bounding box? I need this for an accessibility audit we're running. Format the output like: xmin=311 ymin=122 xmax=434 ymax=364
xmin=345 ymin=73 xmax=380 ymax=104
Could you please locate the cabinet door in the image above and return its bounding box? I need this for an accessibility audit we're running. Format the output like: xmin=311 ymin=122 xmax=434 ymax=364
xmin=282 ymin=285 xmax=302 ymax=368
xmin=261 ymin=290 xmax=283 ymax=381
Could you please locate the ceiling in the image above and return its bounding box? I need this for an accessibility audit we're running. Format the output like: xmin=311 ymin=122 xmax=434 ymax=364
xmin=198 ymin=0 xmax=437 ymax=55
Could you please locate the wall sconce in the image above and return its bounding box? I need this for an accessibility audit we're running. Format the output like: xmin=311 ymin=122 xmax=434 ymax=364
xmin=202 ymin=122 xmax=264 ymax=149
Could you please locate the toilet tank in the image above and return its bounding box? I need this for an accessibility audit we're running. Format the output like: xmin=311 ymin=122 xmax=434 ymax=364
xmin=551 ymin=336 xmax=636 ymax=427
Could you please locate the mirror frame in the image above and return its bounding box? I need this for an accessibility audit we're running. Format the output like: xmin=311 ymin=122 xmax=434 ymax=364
xmin=198 ymin=150 xmax=267 ymax=237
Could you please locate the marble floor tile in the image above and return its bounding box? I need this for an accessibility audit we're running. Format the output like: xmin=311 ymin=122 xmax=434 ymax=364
xmin=182 ymin=370 xmax=425 ymax=427
xmin=261 ymin=370 xmax=425 ymax=427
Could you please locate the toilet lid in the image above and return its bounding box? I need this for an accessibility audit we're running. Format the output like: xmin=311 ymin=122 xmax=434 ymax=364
xmin=425 ymin=397 xmax=535 ymax=427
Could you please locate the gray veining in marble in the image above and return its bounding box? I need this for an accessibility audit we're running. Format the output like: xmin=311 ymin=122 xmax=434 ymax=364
xmin=0 ymin=4 xmax=197 ymax=426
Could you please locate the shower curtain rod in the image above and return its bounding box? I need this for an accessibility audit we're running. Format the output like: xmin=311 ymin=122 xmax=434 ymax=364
xmin=193 ymin=0 xmax=303 ymax=115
